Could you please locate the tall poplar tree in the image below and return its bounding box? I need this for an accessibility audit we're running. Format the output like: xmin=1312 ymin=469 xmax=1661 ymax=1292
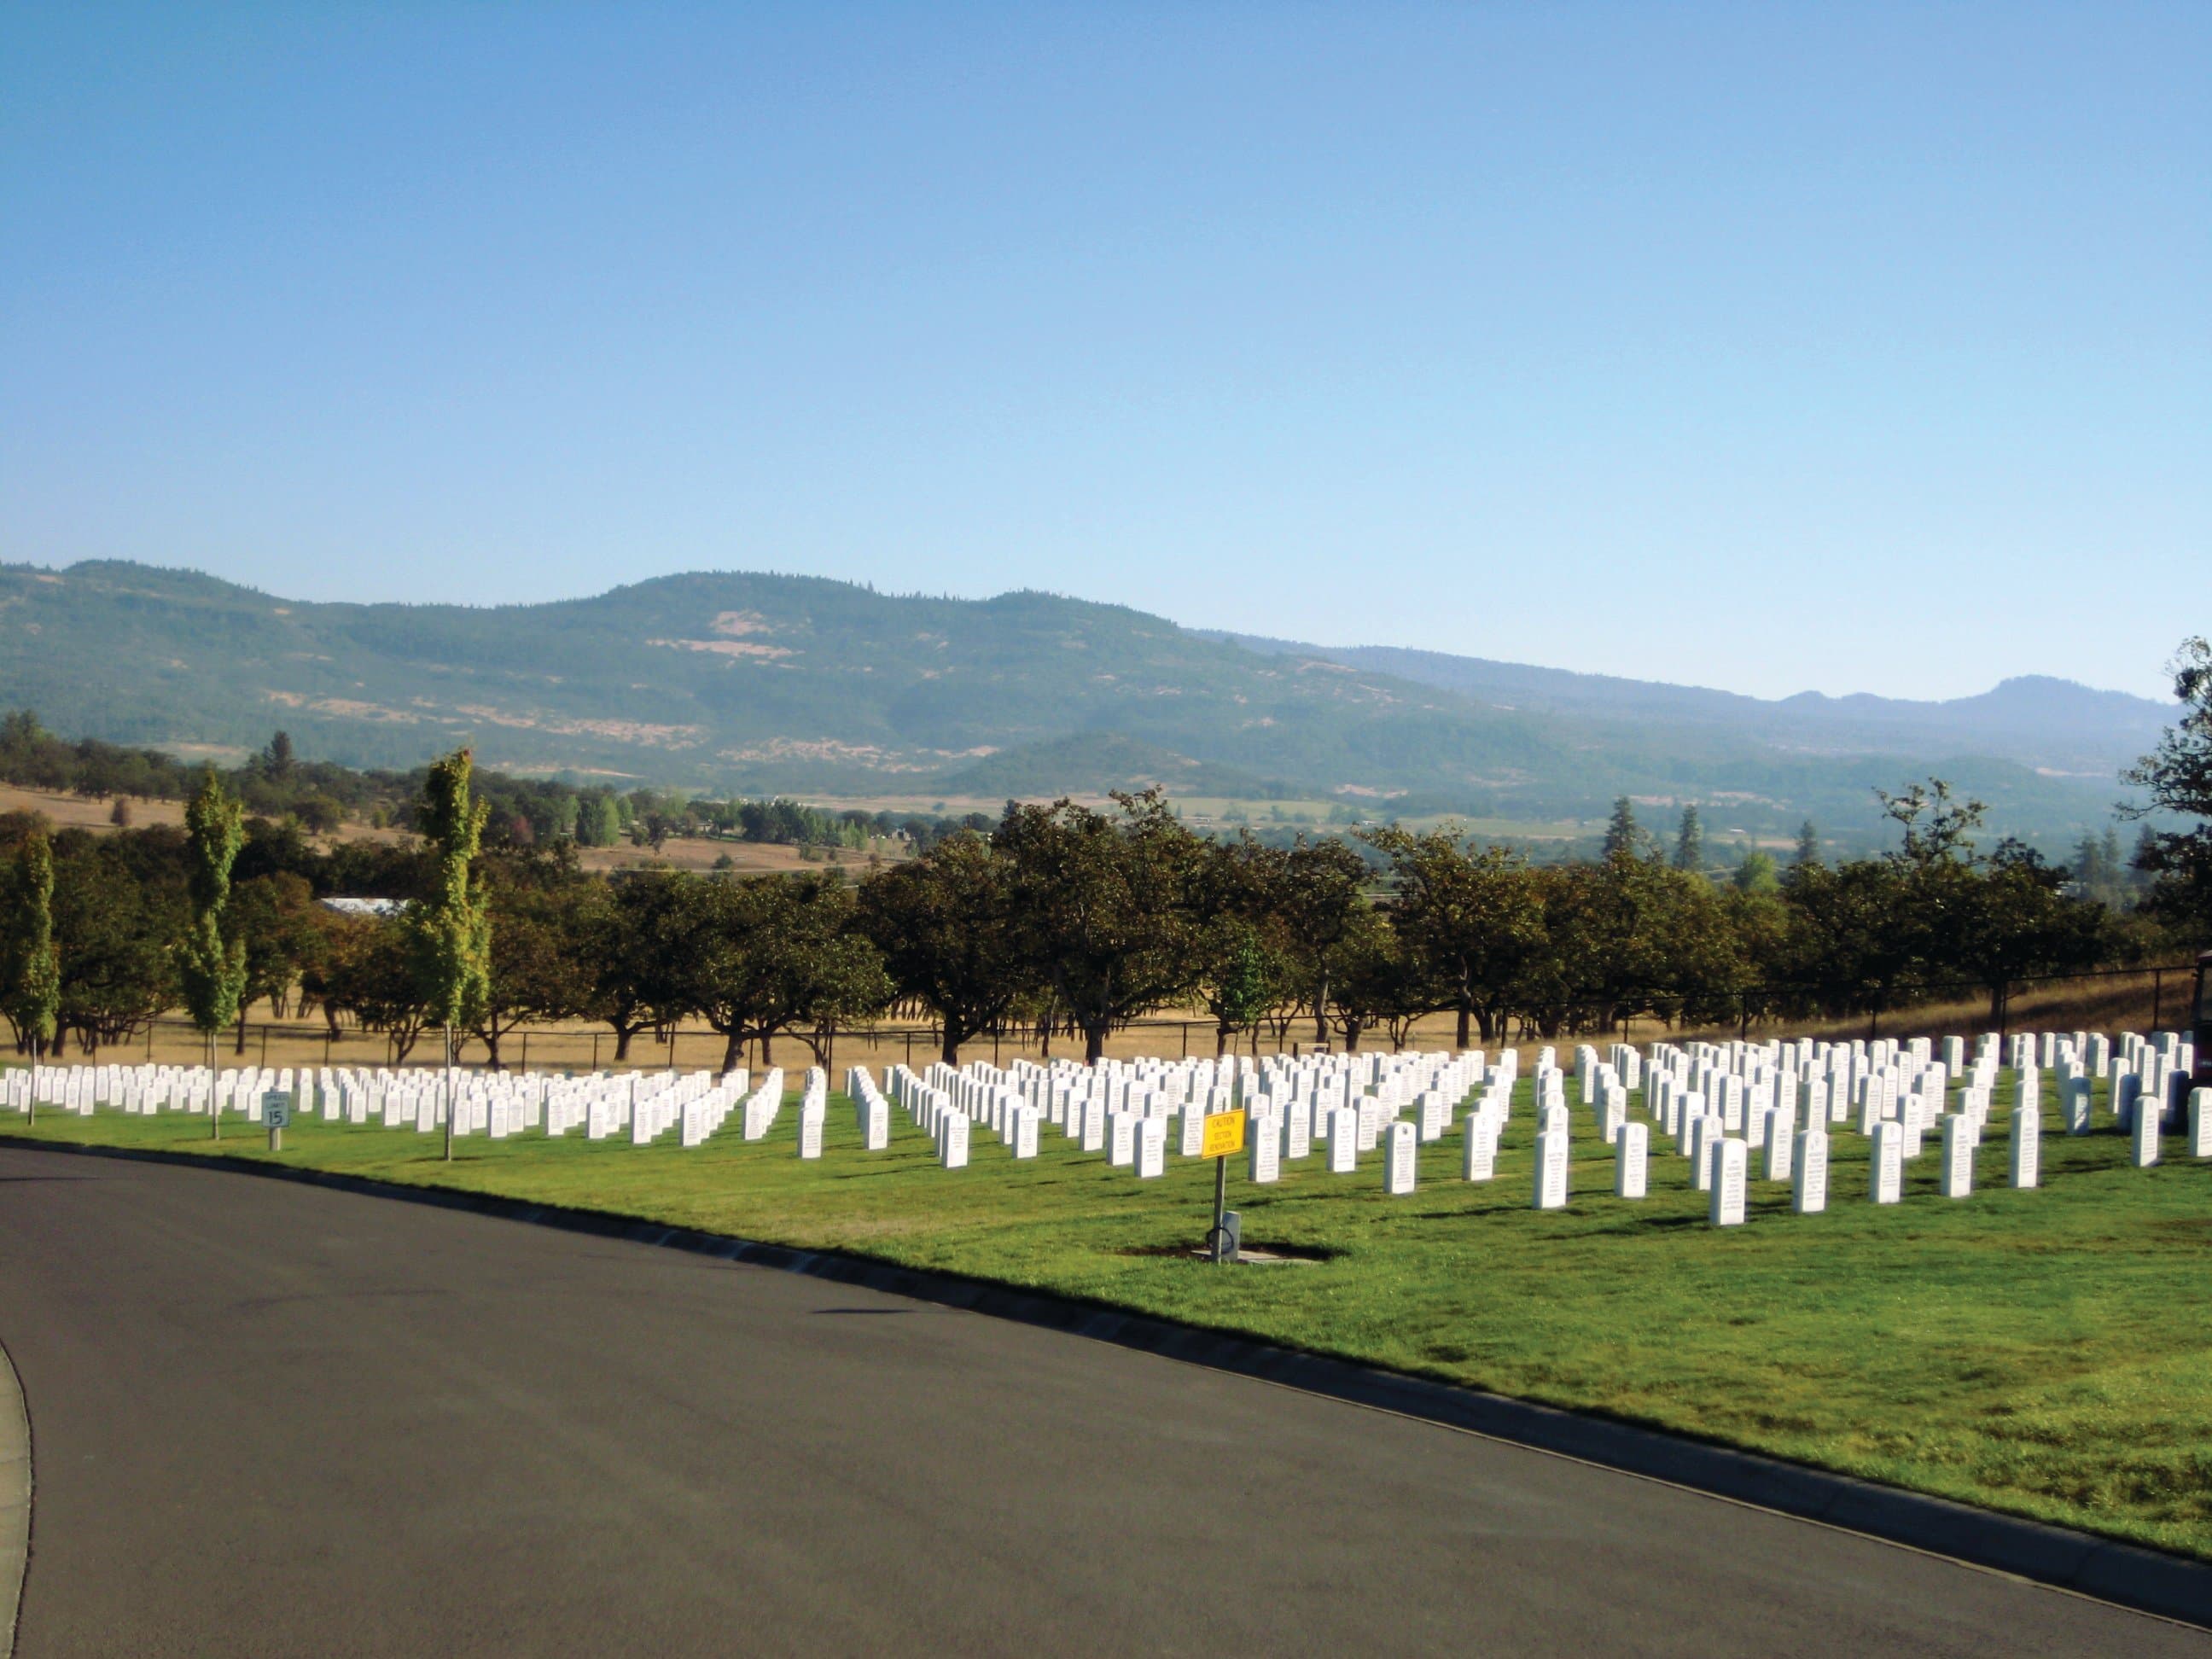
xmin=410 ymin=748 xmax=491 ymax=1161
xmin=178 ymin=771 xmax=247 ymax=1139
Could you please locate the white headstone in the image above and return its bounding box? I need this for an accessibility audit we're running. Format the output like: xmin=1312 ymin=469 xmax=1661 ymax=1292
xmin=2009 ymin=1099 xmax=2040 ymax=1188
xmin=1382 ymin=1121 xmax=1417 ymax=1195
xmin=1708 ymin=1138 xmax=1747 ymax=1226
xmin=2132 ymin=1091 xmax=2162 ymax=1168
xmin=1792 ymin=1129 xmax=1829 ymax=1214
xmin=1869 ymin=1120 xmax=1903 ymax=1204
xmin=1763 ymin=1108 xmax=1795 ymax=1182
xmin=1615 ymin=1120 xmax=1648 ymax=1199
xmin=1937 ymin=1112 xmax=1973 ymax=1198
xmin=1532 ymin=1127 xmax=1569 ymax=1210
xmin=1462 ymin=1115 xmax=1498 ymax=1182
xmin=2192 ymin=1087 xmax=2212 ymax=1160
xmin=1135 ymin=1116 xmax=1166 ymax=1179
xmin=1249 ymin=1121 xmax=1282 ymax=1184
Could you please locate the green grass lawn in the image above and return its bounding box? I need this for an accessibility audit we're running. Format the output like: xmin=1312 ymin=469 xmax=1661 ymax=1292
xmin=6 ymin=1073 xmax=2209 ymax=1559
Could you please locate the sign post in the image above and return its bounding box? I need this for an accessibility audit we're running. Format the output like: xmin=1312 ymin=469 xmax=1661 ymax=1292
xmin=263 ymin=1089 xmax=292 ymax=1153
xmin=1200 ymin=1111 xmax=1245 ymax=1263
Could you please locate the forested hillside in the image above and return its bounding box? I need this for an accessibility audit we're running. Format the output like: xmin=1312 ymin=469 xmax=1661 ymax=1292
xmin=0 ymin=560 xmax=2154 ymax=847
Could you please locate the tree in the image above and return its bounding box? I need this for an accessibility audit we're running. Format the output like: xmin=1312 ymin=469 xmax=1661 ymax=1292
xmin=1876 ymin=777 xmax=1986 ymax=870
xmin=996 ymin=790 xmax=1204 ymax=1063
xmin=573 ymin=876 xmax=675 ymax=1061
xmin=1941 ymin=841 xmax=2109 ymax=1024
xmin=470 ymin=873 xmax=588 ymax=1069
xmin=857 ymin=833 xmax=1026 ymax=1064
xmin=1324 ymin=910 xmax=1423 ymax=1051
xmin=322 ymin=916 xmax=434 ymax=1062
xmin=1733 ymin=850 xmax=1779 ymax=895
xmin=1365 ymin=826 xmax=1544 ymax=1047
xmin=52 ymin=831 xmax=178 ymax=1056
xmin=1673 ymin=805 xmax=1705 ymax=873
xmin=1793 ymin=820 xmax=1820 ymax=867
xmin=1602 ymin=797 xmax=1645 ymax=861
xmin=409 ymin=749 xmax=491 ymax=1160
xmin=1191 ymin=916 xmax=1288 ymax=1056
xmin=653 ymin=872 xmax=886 ymax=1074
xmin=176 ymin=772 xmax=247 ymax=1138
xmin=265 ymin=731 xmax=296 ymax=779
xmin=3 ymin=831 xmax=61 ymax=1125
xmin=1273 ymin=834 xmax=1371 ymax=1045
xmin=2122 ymin=636 xmax=2212 ymax=941
xmin=228 ymin=871 xmax=316 ymax=1051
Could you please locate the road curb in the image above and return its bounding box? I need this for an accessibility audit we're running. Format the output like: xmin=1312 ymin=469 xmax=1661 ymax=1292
xmin=0 ymin=1333 xmax=28 ymax=1659
xmin=7 ymin=1132 xmax=2209 ymax=1630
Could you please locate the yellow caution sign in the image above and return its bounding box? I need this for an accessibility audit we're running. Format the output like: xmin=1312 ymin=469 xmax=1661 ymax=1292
xmin=1201 ymin=1113 xmax=1247 ymax=1159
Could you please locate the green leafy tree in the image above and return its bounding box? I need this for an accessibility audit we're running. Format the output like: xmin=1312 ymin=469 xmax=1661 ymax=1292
xmin=1941 ymin=840 xmax=2110 ymax=1024
xmin=1733 ymin=849 xmax=1779 ymax=895
xmin=1272 ymin=834 xmax=1371 ymax=1045
xmin=471 ymin=872 xmax=589 ymax=1069
xmin=53 ymin=832 xmax=179 ymax=1057
xmin=176 ymin=771 xmax=247 ymax=1138
xmin=2122 ymin=636 xmax=2212 ymax=942
xmin=572 ymin=877 xmax=675 ymax=1061
xmin=1365 ymin=826 xmax=1545 ymax=1047
xmin=1876 ymin=777 xmax=1986 ymax=870
xmin=227 ymin=871 xmax=316 ymax=1051
xmin=654 ymin=871 xmax=886 ymax=1074
xmin=857 ymin=832 xmax=1027 ymax=1064
xmin=409 ymin=748 xmax=491 ymax=1159
xmin=3 ymin=831 xmax=61 ymax=1124
xmin=1324 ymin=909 xmax=1425 ymax=1051
xmin=996 ymin=789 xmax=1205 ymax=1063
xmin=323 ymin=916 xmax=434 ymax=1062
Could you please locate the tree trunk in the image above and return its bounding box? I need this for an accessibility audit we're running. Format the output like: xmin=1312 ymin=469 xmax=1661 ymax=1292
xmin=1455 ymin=1000 xmax=1472 ymax=1050
xmin=940 ymin=1021 xmax=963 ymax=1068
xmin=1083 ymin=1022 xmax=1106 ymax=1065
xmin=207 ymin=1029 xmax=219 ymax=1141
xmin=1214 ymin=1021 xmax=1231 ymax=1057
xmin=1313 ymin=985 xmax=1329 ymax=1045
xmin=613 ymin=1024 xmax=634 ymax=1062
xmin=721 ymin=1028 xmax=745 ymax=1075
xmin=233 ymin=1006 xmax=250 ymax=1055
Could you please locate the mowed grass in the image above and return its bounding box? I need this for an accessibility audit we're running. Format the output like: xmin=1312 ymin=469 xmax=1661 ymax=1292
xmin=9 ymin=1072 xmax=2210 ymax=1559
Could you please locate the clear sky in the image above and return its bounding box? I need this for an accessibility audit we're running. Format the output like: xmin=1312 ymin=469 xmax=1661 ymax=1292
xmin=3 ymin=4 xmax=2203 ymax=701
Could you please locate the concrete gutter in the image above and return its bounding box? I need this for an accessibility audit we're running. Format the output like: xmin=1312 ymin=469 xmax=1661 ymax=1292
xmin=6 ymin=1132 xmax=2208 ymax=1631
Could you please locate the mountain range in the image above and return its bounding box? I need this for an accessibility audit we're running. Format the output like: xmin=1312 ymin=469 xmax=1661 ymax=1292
xmin=0 ymin=561 xmax=2170 ymax=848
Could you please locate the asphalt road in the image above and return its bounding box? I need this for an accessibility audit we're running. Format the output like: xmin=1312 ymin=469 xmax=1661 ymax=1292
xmin=0 ymin=1145 xmax=2202 ymax=1658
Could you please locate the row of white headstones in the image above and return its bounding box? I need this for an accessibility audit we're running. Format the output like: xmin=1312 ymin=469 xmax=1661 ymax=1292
xmin=5 ymin=1032 xmax=2205 ymax=1231
xmin=856 ymin=1028 xmax=2210 ymax=1228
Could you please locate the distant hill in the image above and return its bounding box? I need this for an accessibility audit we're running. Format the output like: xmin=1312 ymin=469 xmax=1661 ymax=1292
xmin=1200 ymin=634 xmax=2171 ymax=777
xmin=0 ymin=561 xmax=2163 ymax=847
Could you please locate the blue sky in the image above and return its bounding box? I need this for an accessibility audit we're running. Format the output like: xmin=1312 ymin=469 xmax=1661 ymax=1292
xmin=3 ymin=3 xmax=2203 ymax=701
